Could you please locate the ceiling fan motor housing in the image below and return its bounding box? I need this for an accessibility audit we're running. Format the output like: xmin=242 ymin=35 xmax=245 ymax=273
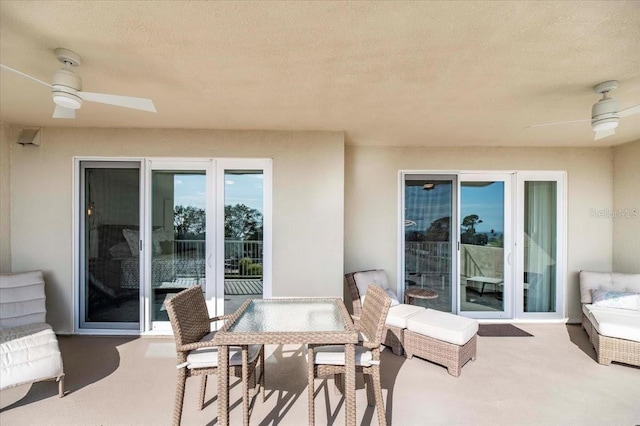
xmin=591 ymin=97 xmax=619 ymax=132
xmin=51 ymin=69 xmax=83 ymax=109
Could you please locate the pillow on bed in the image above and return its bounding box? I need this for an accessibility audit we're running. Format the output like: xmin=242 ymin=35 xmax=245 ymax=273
xmin=108 ymin=242 xmax=133 ymax=259
xmin=591 ymin=289 xmax=640 ymax=311
xmin=122 ymin=228 xmax=168 ymax=256
xmin=122 ymin=229 xmax=140 ymax=257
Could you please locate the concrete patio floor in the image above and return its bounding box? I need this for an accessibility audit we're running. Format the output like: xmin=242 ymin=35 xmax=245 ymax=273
xmin=1 ymin=323 xmax=639 ymax=425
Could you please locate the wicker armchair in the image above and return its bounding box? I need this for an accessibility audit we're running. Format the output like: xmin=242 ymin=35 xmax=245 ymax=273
xmin=165 ymin=286 xmax=264 ymax=425
xmin=308 ymin=285 xmax=392 ymax=426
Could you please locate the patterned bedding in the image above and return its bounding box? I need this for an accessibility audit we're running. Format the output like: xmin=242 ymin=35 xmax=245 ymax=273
xmin=120 ymin=254 xmax=206 ymax=289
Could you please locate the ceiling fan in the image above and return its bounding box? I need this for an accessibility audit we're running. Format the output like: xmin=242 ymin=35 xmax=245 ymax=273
xmin=0 ymin=48 xmax=156 ymax=119
xmin=529 ymin=80 xmax=640 ymax=141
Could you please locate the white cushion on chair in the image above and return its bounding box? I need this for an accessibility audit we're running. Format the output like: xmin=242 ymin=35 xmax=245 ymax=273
xmin=385 ymin=304 xmax=424 ymax=329
xmin=353 ymin=270 xmax=390 ymax=295
xmin=406 ymin=309 xmax=478 ymax=346
xmin=313 ymin=345 xmax=376 ymax=367
xmin=186 ymin=331 xmax=261 ymax=369
xmin=0 ymin=322 xmax=64 ymax=390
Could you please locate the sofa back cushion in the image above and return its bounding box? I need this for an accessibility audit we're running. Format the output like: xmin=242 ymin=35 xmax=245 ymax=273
xmin=579 ymin=270 xmax=640 ymax=304
xmin=0 ymin=270 xmax=46 ymax=329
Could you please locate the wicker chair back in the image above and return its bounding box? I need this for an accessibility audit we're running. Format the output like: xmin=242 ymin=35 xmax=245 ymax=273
xmin=165 ymin=286 xmax=211 ymax=348
xmin=358 ymin=284 xmax=392 ymax=346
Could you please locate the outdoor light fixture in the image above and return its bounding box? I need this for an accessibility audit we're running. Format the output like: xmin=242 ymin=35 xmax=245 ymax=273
xmin=423 ymin=183 xmax=435 ymax=190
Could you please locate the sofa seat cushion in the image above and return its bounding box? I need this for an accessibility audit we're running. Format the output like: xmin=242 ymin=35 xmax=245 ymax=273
xmin=588 ymin=308 xmax=640 ymax=343
xmin=386 ymin=304 xmax=424 ymax=329
xmin=406 ymin=309 xmax=478 ymax=346
xmin=185 ymin=331 xmax=261 ymax=369
xmin=0 ymin=322 xmax=64 ymax=390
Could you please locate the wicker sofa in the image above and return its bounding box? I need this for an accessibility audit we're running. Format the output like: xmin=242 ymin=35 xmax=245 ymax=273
xmin=579 ymin=270 xmax=640 ymax=367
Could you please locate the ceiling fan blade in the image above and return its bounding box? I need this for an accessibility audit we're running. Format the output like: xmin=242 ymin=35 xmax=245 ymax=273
xmin=79 ymin=91 xmax=157 ymax=113
xmin=594 ymin=129 xmax=615 ymax=141
xmin=52 ymin=105 xmax=76 ymax=119
xmin=527 ymin=119 xmax=589 ymax=129
xmin=0 ymin=64 xmax=52 ymax=88
xmin=619 ymin=104 xmax=640 ymax=118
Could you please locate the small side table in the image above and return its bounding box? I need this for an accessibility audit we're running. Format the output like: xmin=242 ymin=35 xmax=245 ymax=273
xmin=404 ymin=288 xmax=438 ymax=305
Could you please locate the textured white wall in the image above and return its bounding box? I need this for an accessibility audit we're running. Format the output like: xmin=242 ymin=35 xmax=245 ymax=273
xmin=9 ymin=128 xmax=344 ymax=333
xmin=344 ymin=145 xmax=614 ymax=322
xmin=612 ymin=140 xmax=640 ymax=273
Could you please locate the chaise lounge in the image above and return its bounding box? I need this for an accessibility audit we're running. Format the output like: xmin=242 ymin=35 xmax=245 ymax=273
xmin=0 ymin=270 xmax=65 ymax=397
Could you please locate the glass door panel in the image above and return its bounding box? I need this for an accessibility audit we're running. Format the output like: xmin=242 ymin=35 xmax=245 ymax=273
xmin=523 ymin=181 xmax=557 ymax=313
xmin=80 ymin=162 xmax=140 ymax=330
xmin=150 ymin=170 xmax=207 ymax=326
xmin=403 ymin=176 xmax=456 ymax=313
xmin=223 ymin=170 xmax=264 ymax=314
xmin=459 ymin=176 xmax=511 ymax=318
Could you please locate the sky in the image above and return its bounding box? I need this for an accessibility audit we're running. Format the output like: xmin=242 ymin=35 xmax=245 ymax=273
xmin=405 ymin=181 xmax=504 ymax=235
xmin=173 ymin=172 xmax=263 ymax=211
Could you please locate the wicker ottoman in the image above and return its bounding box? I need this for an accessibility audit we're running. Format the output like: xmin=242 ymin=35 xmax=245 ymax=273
xmin=404 ymin=309 xmax=478 ymax=377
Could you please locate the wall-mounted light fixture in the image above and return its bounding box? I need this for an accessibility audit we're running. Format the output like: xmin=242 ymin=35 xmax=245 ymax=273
xmin=16 ymin=128 xmax=41 ymax=146
xmin=423 ymin=183 xmax=435 ymax=190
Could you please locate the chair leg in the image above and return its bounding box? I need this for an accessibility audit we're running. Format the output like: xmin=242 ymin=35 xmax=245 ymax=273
xmin=334 ymin=373 xmax=344 ymax=395
xmin=307 ymin=346 xmax=316 ymax=426
xmin=364 ymin=374 xmax=375 ymax=406
xmin=198 ymin=375 xmax=207 ymax=410
xmin=260 ymin=346 xmax=266 ymax=402
xmin=58 ymin=375 xmax=65 ymax=398
xmin=372 ymin=369 xmax=387 ymax=426
xmin=173 ymin=368 xmax=187 ymax=426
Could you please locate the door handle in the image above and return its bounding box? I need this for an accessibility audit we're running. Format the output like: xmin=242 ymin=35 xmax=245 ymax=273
xmin=507 ymin=252 xmax=512 ymax=266
xmin=207 ymin=254 xmax=213 ymax=268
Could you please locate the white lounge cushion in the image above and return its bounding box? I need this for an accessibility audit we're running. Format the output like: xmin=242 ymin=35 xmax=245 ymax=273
xmin=0 ymin=322 xmax=64 ymax=390
xmin=385 ymin=304 xmax=424 ymax=329
xmin=353 ymin=270 xmax=390 ymax=295
xmin=588 ymin=308 xmax=640 ymax=343
xmin=579 ymin=271 xmax=640 ymax=304
xmin=313 ymin=344 xmax=376 ymax=367
xmin=406 ymin=309 xmax=478 ymax=346
xmin=0 ymin=270 xmax=47 ymax=329
xmin=591 ymin=290 xmax=640 ymax=311
xmin=186 ymin=331 xmax=261 ymax=369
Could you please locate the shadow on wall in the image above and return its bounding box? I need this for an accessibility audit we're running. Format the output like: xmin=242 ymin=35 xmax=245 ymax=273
xmin=0 ymin=335 xmax=134 ymax=411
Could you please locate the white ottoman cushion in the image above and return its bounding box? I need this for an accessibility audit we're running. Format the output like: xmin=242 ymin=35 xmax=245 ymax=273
xmin=406 ymin=309 xmax=478 ymax=346
xmin=588 ymin=308 xmax=640 ymax=343
xmin=386 ymin=304 xmax=424 ymax=329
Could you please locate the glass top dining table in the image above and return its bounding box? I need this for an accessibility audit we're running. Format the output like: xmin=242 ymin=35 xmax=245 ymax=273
xmin=213 ymin=297 xmax=359 ymax=426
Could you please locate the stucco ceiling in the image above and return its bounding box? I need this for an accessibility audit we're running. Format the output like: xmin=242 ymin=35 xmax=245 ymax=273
xmin=1 ymin=1 xmax=639 ymax=147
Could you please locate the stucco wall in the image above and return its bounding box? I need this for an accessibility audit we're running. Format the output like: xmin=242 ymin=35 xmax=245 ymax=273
xmin=344 ymin=145 xmax=614 ymax=322
xmin=0 ymin=122 xmax=11 ymax=272
xmin=8 ymin=127 xmax=344 ymax=333
xmin=612 ymin=140 xmax=640 ymax=273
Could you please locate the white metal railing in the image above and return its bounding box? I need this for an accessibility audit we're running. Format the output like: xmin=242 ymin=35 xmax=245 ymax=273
xmin=169 ymin=239 xmax=263 ymax=278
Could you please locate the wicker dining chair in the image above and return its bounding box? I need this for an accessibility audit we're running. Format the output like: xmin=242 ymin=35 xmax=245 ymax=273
xmin=165 ymin=286 xmax=264 ymax=426
xmin=307 ymin=284 xmax=392 ymax=426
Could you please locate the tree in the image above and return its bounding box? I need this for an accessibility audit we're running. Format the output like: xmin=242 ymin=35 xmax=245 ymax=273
xmin=425 ymin=216 xmax=450 ymax=241
xmin=174 ymin=205 xmax=206 ymax=239
xmin=224 ymin=204 xmax=263 ymax=241
xmin=461 ymin=214 xmax=487 ymax=245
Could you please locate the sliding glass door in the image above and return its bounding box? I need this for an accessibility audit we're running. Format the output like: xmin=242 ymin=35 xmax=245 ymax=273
xmin=77 ymin=158 xmax=272 ymax=333
xmin=459 ymin=175 xmax=512 ymax=319
xmin=403 ymin=175 xmax=457 ymax=313
xmin=79 ymin=161 xmax=141 ymax=330
xmin=401 ymin=171 xmax=563 ymax=320
xmin=147 ymin=161 xmax=212 ymax=331
xmin=516 ymin=172 xmax=565 ymax=319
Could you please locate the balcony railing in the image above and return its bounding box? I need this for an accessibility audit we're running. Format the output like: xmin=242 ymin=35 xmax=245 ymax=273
xmin=169 ymin=239 xmax=263 ymax=278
